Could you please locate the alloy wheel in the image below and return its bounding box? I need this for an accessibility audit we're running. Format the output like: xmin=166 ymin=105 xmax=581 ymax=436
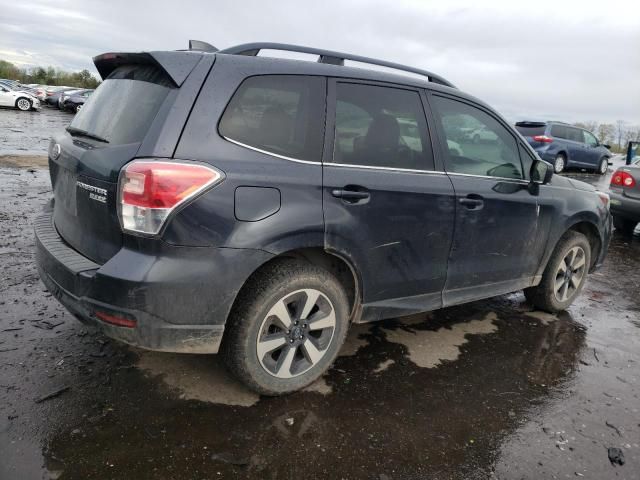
xmin=599 ymin=159 xmax=608 ymax=174
xmin=256 ymin=289 xmax=336 ymax=379
xmin=553 ymin=246 xmax=586 ymax=302
xmin=554 ymin=155 xmax=565 ymax=173
xmin=17 ymin=99 xmax=30 ymax=111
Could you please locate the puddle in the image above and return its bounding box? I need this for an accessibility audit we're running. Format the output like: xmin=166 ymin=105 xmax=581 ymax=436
xmin=137 ymin=352 xmax=260 ymax=407
xmin=381 ymin=312 xmax=498 ymax=368
xmin=525 ymin=310 xmax=559 ymax=325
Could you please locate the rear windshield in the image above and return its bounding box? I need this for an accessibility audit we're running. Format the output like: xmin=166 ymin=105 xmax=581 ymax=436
xmin=515 ymin=124 xmax=546 ymax=137
xmin=69 ymin=65 xmax=173 ymax=145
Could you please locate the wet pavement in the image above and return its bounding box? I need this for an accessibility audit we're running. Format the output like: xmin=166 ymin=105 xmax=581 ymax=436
xmin=0 ymin=106 xmax=72 ymax=156
xmin=0 ymin=109 xmax=639 ymax=479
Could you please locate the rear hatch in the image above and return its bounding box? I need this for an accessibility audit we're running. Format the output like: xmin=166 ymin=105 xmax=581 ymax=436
xmin=50 ymin=57 xmax=182 ymax=264
xmin=515 ymin=121 xmax=549 ymax=148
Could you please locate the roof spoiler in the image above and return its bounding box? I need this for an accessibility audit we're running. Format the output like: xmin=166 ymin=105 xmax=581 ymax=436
xmin=93 ymin=51 xmax=204 ymax=87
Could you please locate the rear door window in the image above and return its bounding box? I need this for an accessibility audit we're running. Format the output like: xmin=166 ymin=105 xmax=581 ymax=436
xmin=431 ymin=95 xmax=523 ymax=180
xmin=332 ymin=82 xmax=434 ymax=170
xmin=219 ymin=75 xmax=325 ymax=162
xmin=550 ymin=124 xmax=568 ymax=139
xmin=69 ymin=65 xmax=173 ymax=145
xmin=566 ymin=127 xmax=584 ymax=143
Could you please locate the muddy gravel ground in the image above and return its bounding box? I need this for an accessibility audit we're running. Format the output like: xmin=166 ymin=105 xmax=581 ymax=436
xmin=0 ymin=110 xmax=639 ymax=479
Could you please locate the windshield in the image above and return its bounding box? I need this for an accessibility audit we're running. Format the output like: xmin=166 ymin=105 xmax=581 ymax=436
xmin=69 ymin=64 xmax=173 ymax=145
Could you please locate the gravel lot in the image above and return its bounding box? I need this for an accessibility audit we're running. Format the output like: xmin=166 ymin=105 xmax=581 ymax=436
xmin=0 ymin=107 xmax=638 ymax=479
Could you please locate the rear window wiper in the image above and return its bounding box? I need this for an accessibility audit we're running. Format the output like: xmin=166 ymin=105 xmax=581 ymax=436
xmin=66 ymin=126 xmax=109 ymax=143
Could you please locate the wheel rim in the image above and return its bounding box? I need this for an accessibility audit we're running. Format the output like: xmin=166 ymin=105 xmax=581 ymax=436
xmin=553 ymin=246 xmax=586 ymax=302
xmin=554 ymin=156 xmax=565 ymax=173
xmin=256 ymin=288 xmax=336 ymax=379
xmin=600 ymin=159 xmax=607 ymax=174
xmin=17 ymin=99 xmax=30 ymax=110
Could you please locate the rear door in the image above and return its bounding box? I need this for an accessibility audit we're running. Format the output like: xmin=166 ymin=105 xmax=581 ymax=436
xmin=323 ymin=80 xmax=456 ymax=318
xmin=564 ymin=126 xmax=588 ymax=165
xmin=428 ymin=93 xmax=541 ymax=305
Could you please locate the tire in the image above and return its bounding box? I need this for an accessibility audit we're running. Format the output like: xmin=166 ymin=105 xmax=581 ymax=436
xmin=553 ymin=154 xmax=566 ymax=173
xmin=75 ymin=104 xmax=82 ymax=113
xmin=596 ymin=157 xmax=608 ymax=175
xmin=15 ymin=98 xmax=31 ymax=111
xmin=222 ymin=259 xmax=350 ymax=395
xmin=524 ymin=231 xmax=591 ymax=313
xmin=613 ymin=215 xmax=637 ymax=235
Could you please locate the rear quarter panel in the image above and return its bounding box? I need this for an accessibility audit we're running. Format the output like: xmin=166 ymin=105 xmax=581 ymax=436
xmin=169 ymin=55 xmax=325 ymax=254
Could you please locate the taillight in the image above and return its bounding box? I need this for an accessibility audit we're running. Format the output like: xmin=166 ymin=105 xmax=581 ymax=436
xmin=118 ymin=160 xmax=224 ymax=235
xmin=610 ymin=170 xmax=636 ymax=188
xmin=533 ymin=135 xmax=553 ymax=143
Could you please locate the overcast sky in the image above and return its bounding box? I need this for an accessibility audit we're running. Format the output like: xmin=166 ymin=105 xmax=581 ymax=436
xmin=0 ymin=0 xmax=638 ymax=124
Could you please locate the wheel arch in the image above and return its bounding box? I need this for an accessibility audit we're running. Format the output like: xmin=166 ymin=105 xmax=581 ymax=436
xmin=567 ymin=220 xmax=601 ymax=271
xmin=226 ymin=246 xmax=362 ymax=329
xmin=535 ymin=216 xmax=603 ymax=282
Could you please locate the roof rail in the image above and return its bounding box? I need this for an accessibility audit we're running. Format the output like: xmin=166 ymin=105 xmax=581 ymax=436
xmin=217 ymin=42 xmax=455 ymax=88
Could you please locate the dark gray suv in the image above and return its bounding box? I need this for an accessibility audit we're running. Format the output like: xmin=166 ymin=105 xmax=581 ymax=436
xmin=35 ymin=42 xmax=612 ymax=395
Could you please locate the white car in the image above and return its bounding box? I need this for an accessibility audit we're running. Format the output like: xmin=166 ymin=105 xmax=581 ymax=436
xmin=0 ymin=84 xmax=40 ymax=111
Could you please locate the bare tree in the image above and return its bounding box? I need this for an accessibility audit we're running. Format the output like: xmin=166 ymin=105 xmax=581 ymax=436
xmin=573 ymin=121 xmax=598 ymax=133
xmin=597 ymin=123 xmax=615 ymax=144
xmin=615 ymin=120 xmax=628 ymax=148
xmin=624 ymin=125 xmax=640 ymax=143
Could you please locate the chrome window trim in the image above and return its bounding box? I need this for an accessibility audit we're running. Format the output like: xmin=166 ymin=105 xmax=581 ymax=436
xmin=324 ymin=162 xmax=439 ymax=175
xmin=222 ymin=136 xmax=321 ymax=165
xmin=222 ymin=137 xmax=529 ymax=184
xmin=446 ymin=171 xmax=530 ymax=184
xmin=325 ymin=162 xmax=529 ymax=183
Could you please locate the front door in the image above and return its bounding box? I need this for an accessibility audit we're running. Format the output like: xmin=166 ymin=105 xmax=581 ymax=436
xmin=429 ymin=93 xmax=541 ymax=306
xmin=323 ymin=80 xmax=456 ymax=320
xmin=0 ymin=87 xmax=13 ymax=106
xmin=581 ymin=129 xmax=602 ymax=167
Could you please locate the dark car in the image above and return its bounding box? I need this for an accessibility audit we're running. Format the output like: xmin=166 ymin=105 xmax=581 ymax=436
xmin=44 ymin=87 xmax=78 ymax=107
xmin=62 ymin=89 xmax=93 ymax=113
xmin=35 ymin=42 xmax=612 ymax=395
xmin=515 ymin=121 xmax=611 ymax=174
xmin=609 ymin=142 xmax=640 ymax=234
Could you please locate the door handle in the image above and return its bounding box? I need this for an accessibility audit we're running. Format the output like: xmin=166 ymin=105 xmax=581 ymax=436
xmin=331 ymin=188 xmax=370 ymax=202
xmin=459 ymin=195 xmax=484 ymax=210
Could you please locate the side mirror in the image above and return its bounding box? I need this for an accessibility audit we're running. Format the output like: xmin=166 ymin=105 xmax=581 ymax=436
xmin=603 ymin=144 xmax=611 ymax=150
xmin=530 ymin=159 xmax=553 ymax=185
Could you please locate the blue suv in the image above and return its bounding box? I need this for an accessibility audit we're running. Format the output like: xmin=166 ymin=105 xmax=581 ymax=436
xmin=515 ymin=121 xmax=611 ymax=175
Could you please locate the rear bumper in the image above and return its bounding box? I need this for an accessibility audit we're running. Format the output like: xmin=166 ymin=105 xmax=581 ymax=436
xmin=610 ymin=191 xmax=640 ymax=222
xmin=35 ymin=205 xmax=273 ymax=353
